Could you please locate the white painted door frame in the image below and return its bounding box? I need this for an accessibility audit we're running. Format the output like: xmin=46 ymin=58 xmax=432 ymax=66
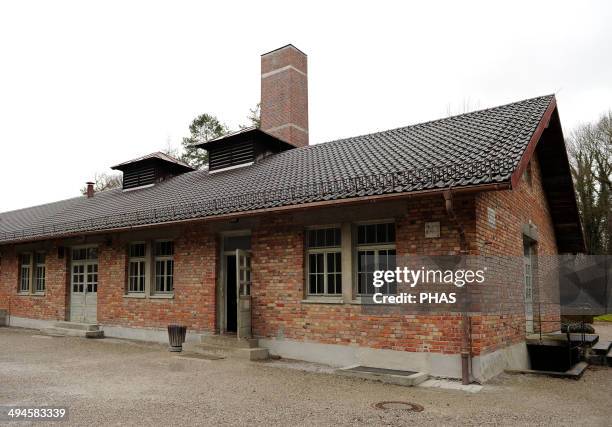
xmin=70 ymin=246 xmax=98 ymax=323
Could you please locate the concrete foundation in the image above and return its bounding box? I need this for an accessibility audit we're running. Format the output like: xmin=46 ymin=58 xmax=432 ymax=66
xmin=8 ymin=315 xmax=55 ymax=330
xmin=7 ymin=315 xmax=528 ymax=382
xmin=100 ymin=324 xmax=208 ymax=344
xmin=259 ymin=338 xmax=529 ymax=382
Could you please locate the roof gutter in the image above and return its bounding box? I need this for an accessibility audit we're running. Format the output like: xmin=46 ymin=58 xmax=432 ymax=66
xmin=0 ymin=181 xmax=511 ymax=246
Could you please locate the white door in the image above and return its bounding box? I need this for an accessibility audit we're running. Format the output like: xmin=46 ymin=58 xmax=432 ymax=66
xmin=70 ymin=248 xmax=98 ymax=323
xmin=524 ymin=243 xmax=534 ymax=334
xmin=236 ymin=249 xmax=252 ymax=339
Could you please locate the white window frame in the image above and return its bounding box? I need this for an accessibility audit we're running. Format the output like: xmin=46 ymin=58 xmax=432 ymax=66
xmin=34 ymin=252 xmax=46 ymax=293
xmin=19 ymin=253 xmax=32 ymax=294
xmin=305 ymin=226 xmax=342 ymax=297
xmin=127 ymin=242 xmax=147 ymax=294
xmin=354 ymin=221 xmax=396 ymax=296
xmin=18 ymin=251 xmax=46 ymax=295
xmin=153 ymin=240 xmax=174 ymax=295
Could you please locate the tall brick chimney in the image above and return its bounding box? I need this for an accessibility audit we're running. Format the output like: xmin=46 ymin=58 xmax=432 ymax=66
xmin=260 ymin=44 xmax=309 ymax=147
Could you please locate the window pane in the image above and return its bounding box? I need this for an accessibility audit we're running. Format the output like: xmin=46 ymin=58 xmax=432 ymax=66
xmin=357 ymin=226 xmax=366 ymax=245
xmin=307 ymin=228 xmax=340 ymax=248
xmin=155 ymin=241 xmax=174 ymax=256
xmin=154 ymin=259 xmax=173 ymax=292
xmin=309 ymin=274 xmax=317 ymax=294
xmin=35 ymin=252 xmax=45 ymax=264
xmin=357 ymin=223 xmax=395 ymax=245
xmin=309 ymin=253 xmax=317 ymax=274
xmin=365 ymin=224 xmax=376 ymax=244
xmin=72 ymin=248 xmax=85 ymax=261
xmin=128 ymin=261 xmax=145 ymax=292
xmin=357 ymin=250 xmax=375 ymax=294
xmin=20 ymin=254 xmax=31 ymax=265
xmin=87 ymin=248 xmax=98 ymax=260
xmin=20 ymin=266 xmax=30 ymax=292
xmin=316 ymin=273 xmax=324 ymax=294
xmin=35 ymin=266 xmax=45 ymax=292
xmin=316 ymin=253 xmax=324 ymax=274
xmin=378 ymin=249 xmax=397 ymax=294
xmin=129 ymin=243 xmax=146 ymax=258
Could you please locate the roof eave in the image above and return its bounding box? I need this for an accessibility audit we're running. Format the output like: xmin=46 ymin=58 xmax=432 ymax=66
xmin=0 ymin=182 xmax=511 ymax=246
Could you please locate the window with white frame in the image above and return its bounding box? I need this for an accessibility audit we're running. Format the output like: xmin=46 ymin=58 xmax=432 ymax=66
xmin=154 ymin=241 xmax=174 ymax=293
xmin=356 ymin=222 xmax=396 ymax=295
xmin=306 ymin=228 xmax=342 ymax=296
xmin=127 ymin=243 xmax=146 ymax=293
xmin=34 ymin=252 xmax=46 ymax=293
xmin=19 ymin=254 xmax=31 ymax=293
xmin=18 ymin=252 xmax=46 ymax=294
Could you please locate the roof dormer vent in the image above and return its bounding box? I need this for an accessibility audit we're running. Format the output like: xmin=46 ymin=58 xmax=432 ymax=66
xmin=111 ymin=152 xmax=194 ymax=190
xmin=196 ymin=127 xmax=294 ymax=173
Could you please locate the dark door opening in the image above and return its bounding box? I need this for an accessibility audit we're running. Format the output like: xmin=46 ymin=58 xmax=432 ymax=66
xmin=226 ymin=255 xmax=237 ymax=333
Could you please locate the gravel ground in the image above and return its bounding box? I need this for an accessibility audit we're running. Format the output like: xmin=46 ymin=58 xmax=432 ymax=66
xmin=1 ymin=327 xmax=611 ymax=426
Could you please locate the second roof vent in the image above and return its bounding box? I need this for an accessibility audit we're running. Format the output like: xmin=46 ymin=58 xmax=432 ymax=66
xmin=197 ymin=127 xmax=294 ymax=173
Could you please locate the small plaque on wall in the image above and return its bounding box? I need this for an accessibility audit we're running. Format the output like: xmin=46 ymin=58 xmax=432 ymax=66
xmin=425 ymin=221 xmax=440 ymax=238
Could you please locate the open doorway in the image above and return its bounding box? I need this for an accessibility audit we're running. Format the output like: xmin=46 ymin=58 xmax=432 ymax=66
xmin=220 ymin=233 xmax=251 ymax=336
xmin=225 ymin=254 xmax=237 ymax=333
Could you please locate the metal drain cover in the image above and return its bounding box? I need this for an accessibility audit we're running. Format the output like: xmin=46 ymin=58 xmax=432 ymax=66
xmin=374 ymin=401 xmax=424 ymax=412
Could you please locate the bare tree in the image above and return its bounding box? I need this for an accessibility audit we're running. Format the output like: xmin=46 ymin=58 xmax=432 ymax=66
xmin=568 ymin=111 xmax=612 ymax=254
xmin=240 ymin=103 xmax=261 ymax=129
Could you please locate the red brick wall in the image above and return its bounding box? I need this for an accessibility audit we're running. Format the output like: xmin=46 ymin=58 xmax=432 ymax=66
xmin=475 ymin=153 xmax=560 ymax=347
xmin=250 ymin=198 xmax=475 ymax=355
xmin=97 ymin=225 xmax=217 ymax=332
xmin=0 ymin=243 xmax=68 ymax=320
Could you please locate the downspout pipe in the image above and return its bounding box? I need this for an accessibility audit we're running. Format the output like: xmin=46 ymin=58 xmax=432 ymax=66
xmin=443 ymin=190 xmax=472 ymax=385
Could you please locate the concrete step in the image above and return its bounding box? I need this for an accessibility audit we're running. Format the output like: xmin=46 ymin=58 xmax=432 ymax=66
xmin=40 ymin=326 xmax=104 ymax=339
xmin=506 ymin=361 xmax=588 ymax=379
xmin=200 ymin=335 xmax=259 ymax=349
xmin=591 ymin=340 xmax=611 ymax=355
xmin=53 ymin=321 xmax=100 ymax=332
xmin=183 ymin=342 xmax=268 ymax=361
xmin=336 ymin=365 xmax=429 ymax=387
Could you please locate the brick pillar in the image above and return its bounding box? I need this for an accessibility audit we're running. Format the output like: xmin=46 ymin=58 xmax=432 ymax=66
xmin=260 ymin=44 xmax=309 ymax=147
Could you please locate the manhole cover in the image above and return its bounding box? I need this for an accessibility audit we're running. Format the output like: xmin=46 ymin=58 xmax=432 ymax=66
xmin=373 ymin=401 xmax=424 ymax=412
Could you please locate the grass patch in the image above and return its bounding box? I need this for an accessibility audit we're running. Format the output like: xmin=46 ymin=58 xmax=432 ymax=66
xmin=594 ymin=314 xmax=612 ymax=322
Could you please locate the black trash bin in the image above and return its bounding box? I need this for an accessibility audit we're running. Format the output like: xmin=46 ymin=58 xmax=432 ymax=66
xmin=167 ymin=324 xmax=187 ymax=352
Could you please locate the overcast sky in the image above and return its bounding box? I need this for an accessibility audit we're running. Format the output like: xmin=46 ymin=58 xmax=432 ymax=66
xmin=0 ymin=1 xmax=610 ymax=212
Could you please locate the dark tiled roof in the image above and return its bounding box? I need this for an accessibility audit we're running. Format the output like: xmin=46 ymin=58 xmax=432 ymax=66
xmin=0 ymin=95 xmax=555 ymax=243
xmin=111 ymin=151 xmax=194 ymax=171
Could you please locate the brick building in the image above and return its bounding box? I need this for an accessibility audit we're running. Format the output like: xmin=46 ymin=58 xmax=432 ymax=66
xmin=0 ymin=45 xmax=584 ymax=382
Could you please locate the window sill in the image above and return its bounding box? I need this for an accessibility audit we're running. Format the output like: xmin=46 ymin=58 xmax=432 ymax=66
xmin=350 ymin=297 xmax=392 ymax=305
xmin=16 ymin=292 xmax=45 ymax=297
xmin=301 ymin=297 xmax=344 ymax=304
xmin=150 ymin=293 xmax=174 ymax=300
xmin=124 ymin=293 xmax=146 ymax=299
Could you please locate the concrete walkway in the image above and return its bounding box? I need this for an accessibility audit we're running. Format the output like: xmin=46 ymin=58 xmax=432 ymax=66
xmin=1 ymin=327 xmax=611 ymax=426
